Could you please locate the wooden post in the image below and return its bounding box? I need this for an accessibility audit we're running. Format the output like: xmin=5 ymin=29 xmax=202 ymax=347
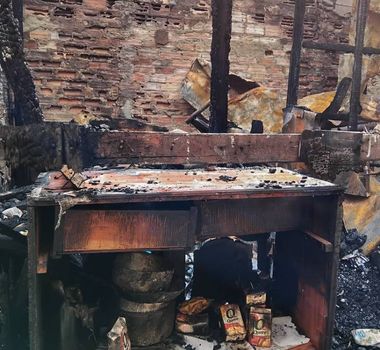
xmin=209 ymin=0 xmax=232 ymax=133
xmin=286 ymin=0 xmax=306 ymax=108
xmin=349 ymin=0 xmax=369 ymax=131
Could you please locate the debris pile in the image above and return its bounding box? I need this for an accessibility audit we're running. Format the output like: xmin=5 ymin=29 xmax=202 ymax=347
xmin=340 ymin=228 xmax=367 ymax=258
xmin=0 ymin=186 xmax=31 ymax=255
xmin=0 ymin=187 xmax=29 ymax=237
xmin=333 ymin=230 xmax=380 ymax=350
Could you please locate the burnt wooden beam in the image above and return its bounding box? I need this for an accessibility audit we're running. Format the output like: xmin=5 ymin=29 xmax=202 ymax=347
xmin=304 ymin=230 xmax=333 ymax=253
xmin=0 ymin=123 xmax=63 ymax=186
xmin=302 ymin=41 xmax=380 ymax=55
xmin=349 ymin=0 xmax=370 ymax=131
xmin=89 ymin=131 xmax=301 ymax=165
xmin=0 ymin=122 xmax=94 ymax=186
xmin=316 ymin=77 xmax=352 ymax=128
xmin=209 ymin=0 xmax=232 ymax=133
xmin=4 ymin=123 xmax=380 ymax=182
xmin=286 ymin=0 xmax=306 ymax=108
xmin=321 ymin=77 xmax=352 ymax=116
xmin=89 ymin=118 xmax=169 ymax=132
xmin=300 ymin=130 xmax=378 ymax=180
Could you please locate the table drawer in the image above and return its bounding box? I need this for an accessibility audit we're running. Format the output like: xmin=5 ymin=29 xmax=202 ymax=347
xmin=54 ymin=208 xmax=197 ymax=254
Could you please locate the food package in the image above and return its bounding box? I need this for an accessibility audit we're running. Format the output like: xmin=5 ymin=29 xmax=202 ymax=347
xmin=248 ymin=307 xmax=272 ymax=348
xmin=246 ymin=291 xmax=267 ymax=307
xmin=176 ymin=312 xmax=209 ymax=335
xmin=220 ymin=304 xmax=246 ymax=342
xmin=107 ymin=317 xmax=131 ymax=350
xmin=179 ymin=297 xmax=211 ymax=315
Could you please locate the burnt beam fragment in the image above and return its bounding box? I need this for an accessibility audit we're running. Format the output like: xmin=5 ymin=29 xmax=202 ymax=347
xmin=300 ymin=130 xmax=364 ymax=180
xmin=286 ymin=0 xmax=306 ymax=108
xmin=60 ymin=165 xmax=87 ymax=189
xmin=209 ymin=0 xmax=232 ymax=133
xmin=349 ymin=0 xmax=370 ymax=131
xmin=303 ymin=41 xmax=380 ymax=55
xmin=321 ymin=77 xmax=352 ymax=116
xmin=316 ymin=77 xmax=352 ymax=128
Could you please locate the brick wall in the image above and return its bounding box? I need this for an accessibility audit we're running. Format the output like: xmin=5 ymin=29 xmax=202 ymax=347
xmin=24 ymin=0 xmax=352 ymax=130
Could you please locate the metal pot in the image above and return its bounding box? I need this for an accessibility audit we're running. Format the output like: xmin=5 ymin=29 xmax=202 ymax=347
xmin=122 ymin=277 xmax=184 ymax=303
xmin=113 ymin=253 xmax=174 ymax=293
xmin=119 ymin=298 xmax=175 ymax=346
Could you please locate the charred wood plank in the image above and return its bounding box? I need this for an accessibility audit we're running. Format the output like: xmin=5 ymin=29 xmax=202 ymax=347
xmin=89 ymin=119 xmax=169 ymax=132
xmin=304 ymin=230 xmax=333 ymax=253
xmin=349 ymin=0 xmax=370 ymax=131
xmin=186 ymin=101 xmax=210 ymax=125
xmin=300 ymin=130 xmax=364 ymax=179
xmin=321 ymin=78 xmax=352 ymax=116
xmin=209 ymin=0 xmax=232 ymax=133
xmin=316 ymin=78 xmax=352 ymax=128
xmin=61 ymin=123 xmax=89 ymax=171
xmin=286 ymin=0 xmax=306 ymax=108
xmin=27 ymin=207 xmax=41 ymax=350
xmin=301 ymin=130 xmax=380 ymax=165
xmin=302 ymin=41 xmax=380 ymax=55
xmin=0 ymin=123 xmax=62 ymax=185
xmin=60 ymin=165 xmax=86 ymax=189
xmin=89 ymin=131 xmax=301 ymax=165
xmin=198 ymin=198 xmax=308 ymax=239
xmin=5 ymin=123 xmax=380 ymax=183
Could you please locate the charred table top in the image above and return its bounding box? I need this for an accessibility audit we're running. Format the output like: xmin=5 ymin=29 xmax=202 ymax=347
xmin=30 ymin=166 xmax=340 ymax=205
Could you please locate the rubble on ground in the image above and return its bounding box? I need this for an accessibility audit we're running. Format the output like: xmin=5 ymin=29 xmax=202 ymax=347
xmin=333 ymin=231 xmax=380 ymax=350
xmin=0 ymin=187 xmax=30 ymax=240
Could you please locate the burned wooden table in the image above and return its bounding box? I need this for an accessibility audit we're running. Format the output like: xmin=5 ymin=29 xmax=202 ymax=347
xmin=28 ymin=166 xmax=342 ymax=350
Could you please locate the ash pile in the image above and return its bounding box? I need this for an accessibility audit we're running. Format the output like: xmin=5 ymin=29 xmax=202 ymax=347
xmin=0 ymin=186 xmax=30 ymax=239
xmin=332 ymin=229 xmax=380 ymax=350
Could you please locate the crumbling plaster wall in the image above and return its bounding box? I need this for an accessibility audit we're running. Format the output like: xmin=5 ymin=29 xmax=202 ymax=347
xmin=24 ymin=0 xmax=351 ymax=129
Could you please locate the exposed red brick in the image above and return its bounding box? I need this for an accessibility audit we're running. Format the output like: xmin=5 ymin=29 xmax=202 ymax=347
xmin=24 ymin=0 xmax=351 ymax=130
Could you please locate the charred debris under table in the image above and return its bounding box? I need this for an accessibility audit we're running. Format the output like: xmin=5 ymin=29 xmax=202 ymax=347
xmin=0 ymin=164 xmax=378 ymax=350
xmin=332 ymin=230 xmax=380 ymax=350
xmin=27 ymin=165 xmax=344 ymax=350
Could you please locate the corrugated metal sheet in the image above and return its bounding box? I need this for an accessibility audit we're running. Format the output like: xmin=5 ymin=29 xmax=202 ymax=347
xmin=181 ymin=59 xmax=283 ymax=133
